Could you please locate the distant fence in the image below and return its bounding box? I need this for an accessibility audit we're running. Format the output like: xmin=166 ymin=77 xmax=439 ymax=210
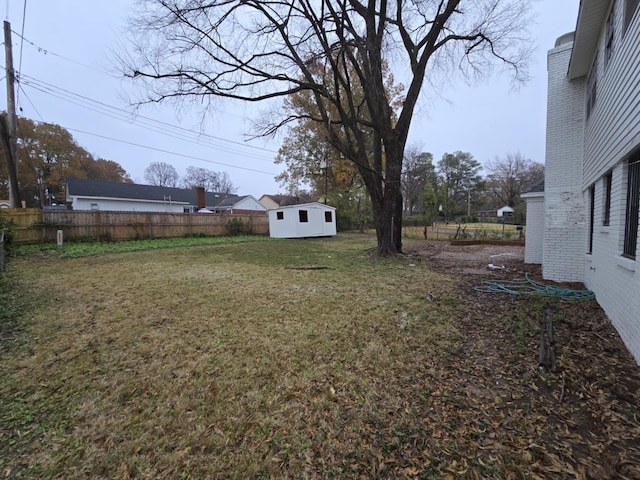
xmin=1 ymin=209 xmax=270 ymax=244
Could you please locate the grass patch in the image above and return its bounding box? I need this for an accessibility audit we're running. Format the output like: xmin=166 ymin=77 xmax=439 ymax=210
xmin=14 ymin=235 xmax=270 ymax=258
xmin=0 ymin=234 xmax=460 ymax=479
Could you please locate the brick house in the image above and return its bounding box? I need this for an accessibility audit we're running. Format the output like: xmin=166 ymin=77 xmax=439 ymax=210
xmin=524 ymin=0 xmax=640 ymax=363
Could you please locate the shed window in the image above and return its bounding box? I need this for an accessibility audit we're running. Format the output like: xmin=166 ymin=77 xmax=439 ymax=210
xmin=276 ymin=211 xmax=284 ymax=220
xmin=324 ymin=211 xmax=332 ymax=222
xmin=299 ymin=210 xmax=308 ymax=223
xmin=623 ymin=154 xmax=640 ymax=259
xmin=603 ymin=172 xmax=612 ymax=226
xmin=90 ymin=203 xmax=99 ymax=211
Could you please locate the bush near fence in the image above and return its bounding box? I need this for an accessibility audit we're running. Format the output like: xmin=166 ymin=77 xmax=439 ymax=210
xmin=1 ymin=209 xmax=270 ymax=244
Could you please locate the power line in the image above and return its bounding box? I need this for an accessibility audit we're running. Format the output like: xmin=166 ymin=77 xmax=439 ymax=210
xmin=61 ymin=125 xmax=277 ymax=176
xmin=12 ymin=29 xmax=116 ymax=77
xmin=17 ymin=83 xmax=43 ymax=120
xmin=15 ymin=0 xmax=27 ymax=107
xmin=19 ymin=73 xmax=279 ymax=161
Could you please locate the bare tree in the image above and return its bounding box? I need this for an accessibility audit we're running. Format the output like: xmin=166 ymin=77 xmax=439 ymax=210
xmin=144 ymin=161 xmax=179 ymax=187
xmin=402 ymin=147 xmax=435 ymax=217
xmin=182 ymin=166 xmax=237 ymax=193
xmin=125 ymin=0 xmax=533 ymax=255
xmin=486 ymin=152 xmax=543 ymax=208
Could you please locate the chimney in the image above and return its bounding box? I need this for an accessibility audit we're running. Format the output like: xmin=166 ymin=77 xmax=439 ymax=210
xmin=196 ymin=186 xmax=206 ymax=210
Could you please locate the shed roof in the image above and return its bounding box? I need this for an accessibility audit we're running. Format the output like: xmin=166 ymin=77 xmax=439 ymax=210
xmin=261 ymin=194 xmax=311 ymax=207
xmin=272 ymin=202 xmax=335 ymax=211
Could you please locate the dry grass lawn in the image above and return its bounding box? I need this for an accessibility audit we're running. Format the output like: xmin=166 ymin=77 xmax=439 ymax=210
xmin=1 ymin=235 xmax=461 ymax=479
xmin=1 ymin=234 xmax=639 ymax=479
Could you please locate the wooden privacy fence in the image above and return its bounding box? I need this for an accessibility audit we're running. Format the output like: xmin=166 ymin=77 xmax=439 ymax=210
xmin=2 ymin=209 xmax=270 ymax=244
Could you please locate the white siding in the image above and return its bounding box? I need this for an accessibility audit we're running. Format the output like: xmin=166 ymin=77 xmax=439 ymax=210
xmin=523 ymin=194 xmax=544 ymax=264
xmin=71 ymin=197 xmax=186 ymax=213
xmin=579 ymin=4 xmax=640 ymax=364
xmin=543 ymin=40 xmax=587 ymax=282
xmin=583 ymin=1 xmax=640 ymax=185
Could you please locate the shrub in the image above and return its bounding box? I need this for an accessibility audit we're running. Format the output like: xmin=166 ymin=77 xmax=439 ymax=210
xmin=226 ymin=218 xmax=249 ymax=236
xmin=0 ymin=213 xmax=15 ymax=256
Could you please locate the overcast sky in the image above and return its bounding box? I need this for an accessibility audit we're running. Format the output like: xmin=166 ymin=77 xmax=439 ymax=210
xmin=2 ymin=1 xmax=579 ymax=198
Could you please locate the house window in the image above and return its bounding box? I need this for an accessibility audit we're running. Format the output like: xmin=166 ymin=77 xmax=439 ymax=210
xmin=625 ymin=0 xmax=640 ymax=34
xmin=603 ymin=171 xmax=612 ymax=226
xmin=298 ymin=210 xmax=308 ymax=223
xmin=90 ymin=203 xmax=99 ymax=211
xmin=586 ymin=54 xmax=597 ymax=120
xmin=589 ymin=184 xmax=595 ymax=254
xmin=324 ymin=211 xmax=332 ymax=222
xmin=276 ymin=211 xmax=284 ymax=220
xmin=623 ymin=154 xmax=640 ymax=259
xmin=605 ymin=2 xmax=615 ymax=67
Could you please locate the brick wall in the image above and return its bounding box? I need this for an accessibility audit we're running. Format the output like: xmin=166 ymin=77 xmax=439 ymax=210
xmin=543 ymin=40 xmax=586 ymax=283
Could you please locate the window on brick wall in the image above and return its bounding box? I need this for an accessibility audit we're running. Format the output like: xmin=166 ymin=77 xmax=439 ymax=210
xmin=623 ymin=154 xmax=640 ymax=259
xmin=589 ymin=184 xmax=595 ymax=254
xmin=605 ymin=1 xmax=615 ymax=67
xmin=586 ymin=54 xmax=597 ymax=120
xmin=603 ymin=171 xmax=612 ymax=226
xmin=625 ymin=0 xmax=640 ymax=34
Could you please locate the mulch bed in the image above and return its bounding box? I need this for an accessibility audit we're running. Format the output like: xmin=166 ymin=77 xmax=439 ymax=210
xmin=401 ymin=241 xmax=640 ymax=479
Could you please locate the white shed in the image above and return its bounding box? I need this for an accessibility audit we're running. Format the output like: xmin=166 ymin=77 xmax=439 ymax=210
xmin=496 ymin=205 xmax=515 ymax=217
xmin=268 ymin=202 xmax=336 ymax=238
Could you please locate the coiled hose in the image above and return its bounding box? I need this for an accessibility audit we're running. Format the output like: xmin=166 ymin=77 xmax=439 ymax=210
xmin=475 ymin=273 xmax=595 ymax=301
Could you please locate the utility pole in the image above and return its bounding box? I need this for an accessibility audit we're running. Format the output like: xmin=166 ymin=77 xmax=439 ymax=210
xmin=2 ymin=20 xmax=22 ymax=208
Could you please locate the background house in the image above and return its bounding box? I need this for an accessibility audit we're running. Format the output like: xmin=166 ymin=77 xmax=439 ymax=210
xmin=258 ymin=194 xmax=310 ymax=210
xmin=268 ymin=202 xmax=336 ymax=238
xmin=524 ymin=0 xmax=640 ymax=363
xmin=213 ymin=195 xmax=267 ymax=215
xmin=66 ymin=178 xmax=265 ymax=214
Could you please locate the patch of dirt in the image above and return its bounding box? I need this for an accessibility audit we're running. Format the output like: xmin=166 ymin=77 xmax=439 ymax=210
xmin=409 ymin=241 xmax=531 ymax=276
xmin=404 ymin=241 xmax=640 ymax=479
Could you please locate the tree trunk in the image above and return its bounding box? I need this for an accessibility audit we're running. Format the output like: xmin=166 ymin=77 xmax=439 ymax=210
xmin=370 ymin=171 xmax=403 ymax=256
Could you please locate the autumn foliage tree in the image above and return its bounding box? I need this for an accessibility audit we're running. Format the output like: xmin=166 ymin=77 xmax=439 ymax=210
xmin=126 ymin=0 xmax=533 ymax=255
xmin=0 ymin=116 xmax=130 ymax=207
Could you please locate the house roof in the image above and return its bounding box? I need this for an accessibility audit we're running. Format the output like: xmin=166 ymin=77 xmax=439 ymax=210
xmin=216 ymin=195 xmax=249 ymax=208
xmin=66 ymin=178 xmax=239 ymax=208
xmin=522 ymin=179 xmax=545 ymax=194
xmin=568 ymin=0 xmax=610 ymax=79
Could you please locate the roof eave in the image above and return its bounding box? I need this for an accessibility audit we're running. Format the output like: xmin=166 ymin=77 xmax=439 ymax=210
xmin=567 ymin=0 xmax=611 ymax=79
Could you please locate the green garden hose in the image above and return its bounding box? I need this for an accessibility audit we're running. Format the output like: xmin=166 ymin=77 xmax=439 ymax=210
xmin=475 ymin=273 xmax=595 ymax=301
